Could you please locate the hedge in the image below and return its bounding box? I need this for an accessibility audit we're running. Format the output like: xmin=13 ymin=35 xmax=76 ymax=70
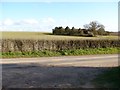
xmin=0 ymin=39 xmax=119 ymax=52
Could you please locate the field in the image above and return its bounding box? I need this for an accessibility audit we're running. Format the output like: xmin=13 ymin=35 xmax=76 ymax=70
xmin=1 ymin=31 xmax=118 ymax=40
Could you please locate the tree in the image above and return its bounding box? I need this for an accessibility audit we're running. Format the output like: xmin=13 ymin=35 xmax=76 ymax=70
xmin=69 ymin=27 xmax=75 ymax=35
xmin=71 ymin=27 xmax=75 ymax=30
xmin=79 ymin=29 xmax=84 ymax=36
xmin=65 ymin=26 xmax=70 ymax=35
xmin=52 ymin=27 xmax=58 ymax=35
xmin=83 ymin=21 xmax=105 ymax=36
xmin=58 ymin=26 xmax=65 ymax=35
xmin=97 ymin=27 xmax=106 ymax=35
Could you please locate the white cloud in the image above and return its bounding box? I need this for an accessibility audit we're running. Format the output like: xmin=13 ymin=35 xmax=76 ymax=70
xmin=3 ymin=18 xmax=14 ymax=25
xmin=1 ymin=18 xmax=79 ymax=32
xmin=2 ymin=18 xmax=39 ymax=26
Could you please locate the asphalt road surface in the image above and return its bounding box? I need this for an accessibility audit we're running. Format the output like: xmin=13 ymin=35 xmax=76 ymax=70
xmin=1 ymin=54 xmax=119 ymax=88
xmin=1 ymin=54 xmax=118 ymax=67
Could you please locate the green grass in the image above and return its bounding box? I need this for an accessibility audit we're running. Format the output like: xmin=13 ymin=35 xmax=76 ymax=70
xmin=1 ymin=31 xmax=118 ymax=40
xmin=92 ymin=66 xmax=120 ymax=88
xmin=1 ymin=47 xmax=119 ymax=58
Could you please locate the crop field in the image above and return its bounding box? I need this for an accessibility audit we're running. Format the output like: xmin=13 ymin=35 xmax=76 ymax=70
xmin=1 ymin=31 xmax=118 ymax=40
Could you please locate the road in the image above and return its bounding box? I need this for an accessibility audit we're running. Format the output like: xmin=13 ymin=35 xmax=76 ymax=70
xmin=1 ymin=54 xmax=119 ymax=88
xmin=1 ymin=54 xmax=119 ymax=67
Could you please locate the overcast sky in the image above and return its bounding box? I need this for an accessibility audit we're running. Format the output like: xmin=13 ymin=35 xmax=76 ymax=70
xmin=0 ymin=1 xmax=119 ymax=32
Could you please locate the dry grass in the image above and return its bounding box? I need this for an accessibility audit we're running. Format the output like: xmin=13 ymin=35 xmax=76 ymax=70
xmin=1 ymin=31 xmax=118 ymax=40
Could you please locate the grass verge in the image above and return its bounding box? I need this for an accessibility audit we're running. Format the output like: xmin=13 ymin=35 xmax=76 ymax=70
xmin=1 ymin=47 xmax=119 ymax=58
xmin=92 ymin=66 xmax=120 ymax=88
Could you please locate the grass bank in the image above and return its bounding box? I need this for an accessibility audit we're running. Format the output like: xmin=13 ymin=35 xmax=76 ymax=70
xmin=92 ymin=66 xmax=120 ymax=88
xmin=1 ymin=47 xmax=119 ymax=58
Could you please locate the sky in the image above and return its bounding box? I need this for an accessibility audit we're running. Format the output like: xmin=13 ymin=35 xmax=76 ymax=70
xmin=0 ymin=1 xmax=119 ymax=32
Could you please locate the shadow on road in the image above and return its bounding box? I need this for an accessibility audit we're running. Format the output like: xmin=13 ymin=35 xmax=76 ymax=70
xmin=1 ymin=63 xmax=119 ymax=89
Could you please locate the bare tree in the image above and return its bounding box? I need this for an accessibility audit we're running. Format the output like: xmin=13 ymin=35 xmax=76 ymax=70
xmin=83 ymin=21 xmax=105 ymax=36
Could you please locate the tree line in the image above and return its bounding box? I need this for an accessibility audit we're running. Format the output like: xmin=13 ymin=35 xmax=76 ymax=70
xmin=52 ymin=21 xmax=110 ymax=37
